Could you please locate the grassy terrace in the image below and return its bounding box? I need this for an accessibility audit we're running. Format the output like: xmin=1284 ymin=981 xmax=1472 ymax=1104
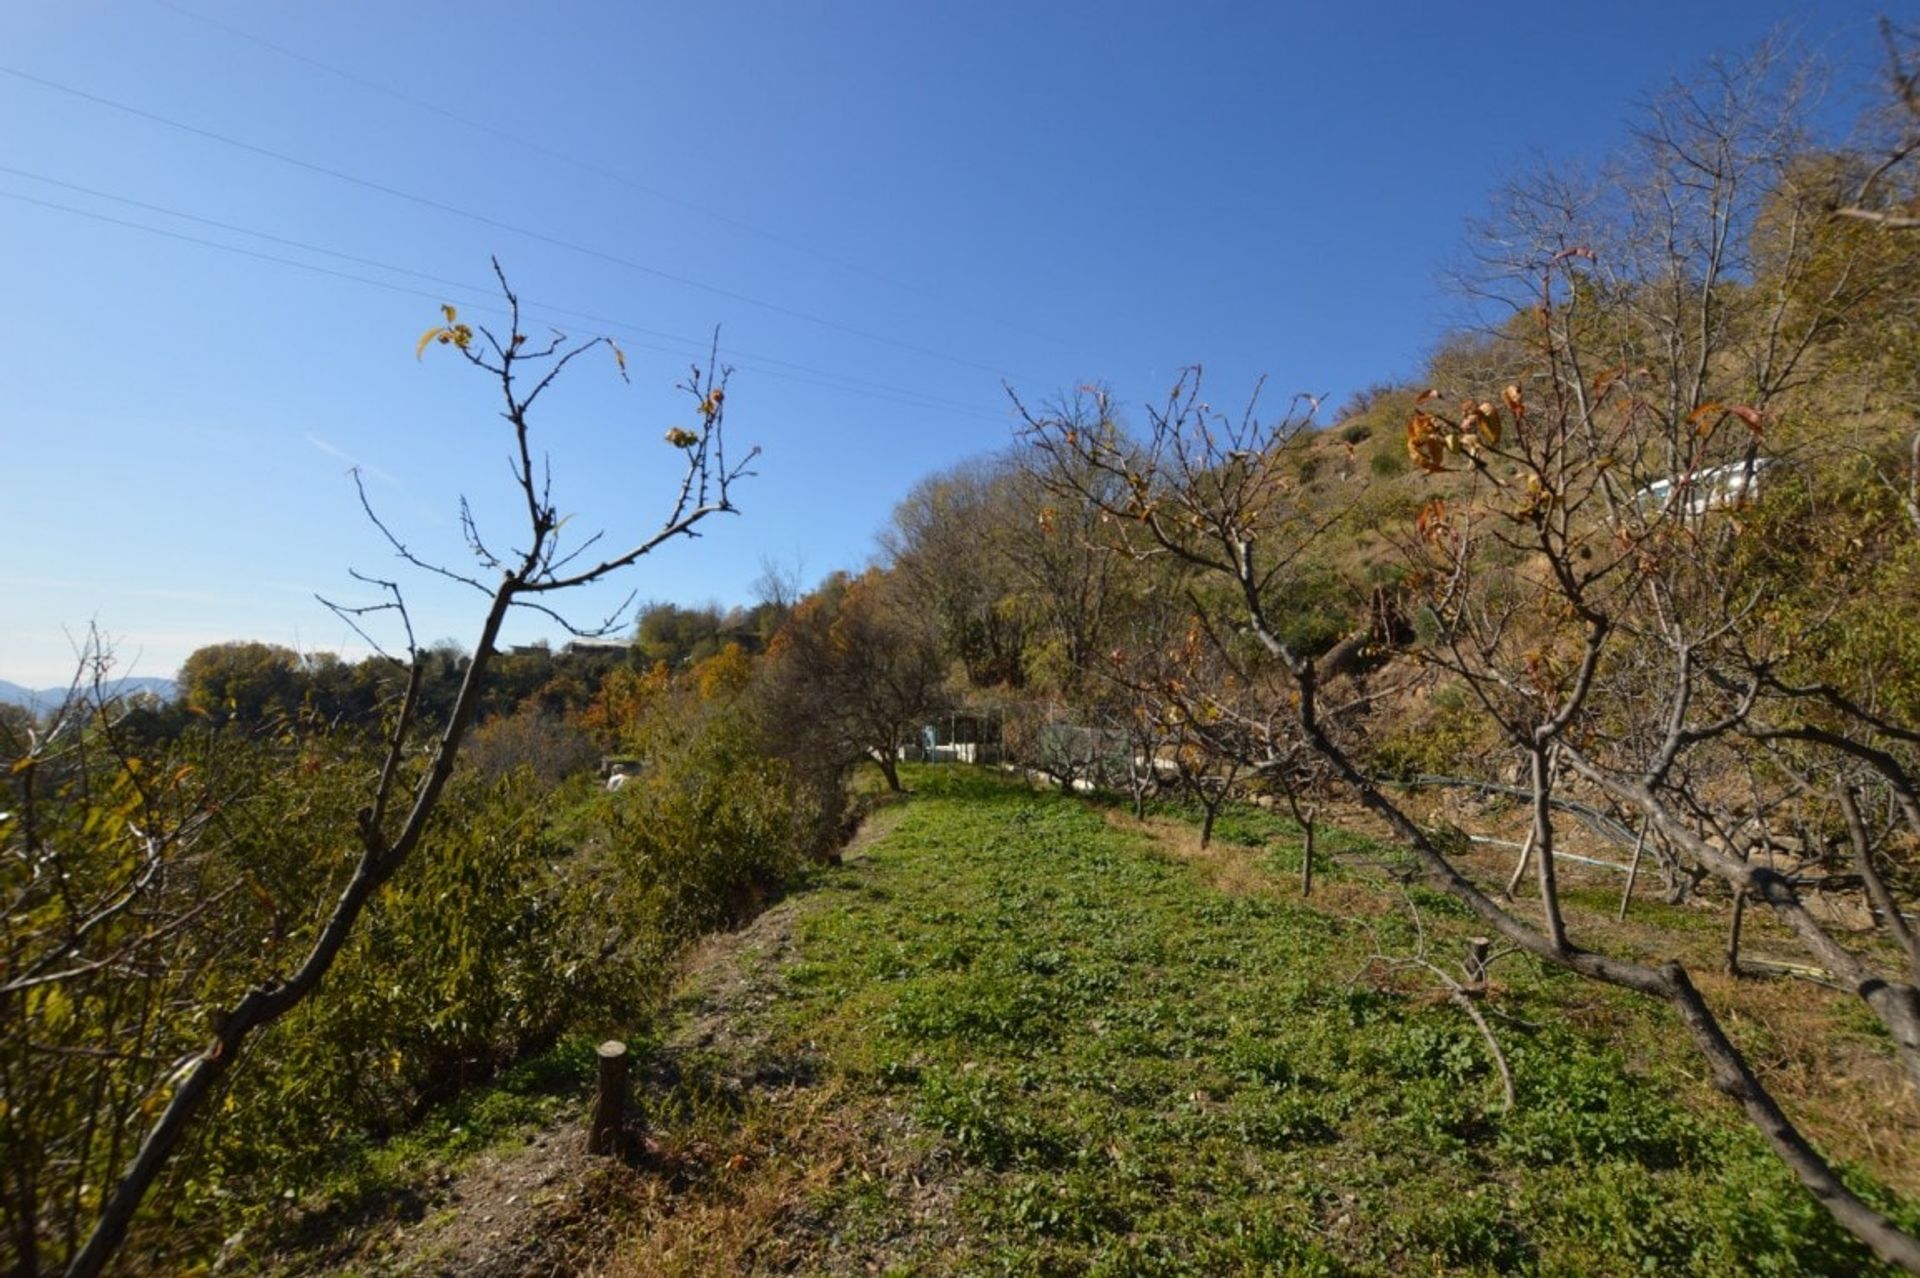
xmin=597 ymin=765 xmax=1917 ymax=1276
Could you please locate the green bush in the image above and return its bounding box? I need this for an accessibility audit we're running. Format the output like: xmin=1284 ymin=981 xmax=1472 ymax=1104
xmin=586 ymin=690 xmax=816 ymax=968
xmin=1369 ymin=447 xmax=1408 ymax=478
xmin=1369 ymin=685 xmax=1489 ymax=778
xmin=4 ymin=660 xmax=834 ymax=1271
xmin=209 ymin=768 xmax=614 ymax=1193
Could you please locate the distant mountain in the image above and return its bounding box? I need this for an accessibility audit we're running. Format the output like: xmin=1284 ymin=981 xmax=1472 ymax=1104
xmin=0 ymin=677 xmax=176 ymax=713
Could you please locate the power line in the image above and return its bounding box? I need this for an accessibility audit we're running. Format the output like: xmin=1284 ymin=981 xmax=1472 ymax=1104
xmin=0 ymin=163 xmax=1007 ymax=421
xmin=0 ymin=186 xmax=1010 ymax=424
xmin=145 ymin=0 xmax=1064 ymax=348
xmin=0 ymin=62 xmax=1031 ymax=382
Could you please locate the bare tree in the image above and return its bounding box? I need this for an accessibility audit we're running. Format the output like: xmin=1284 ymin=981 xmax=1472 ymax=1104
xmin=1095 ymin=593 xmax=1250 ymax=844
xmin=1018 ymin=339 xmax=1920 ymax=1268
xmin=1399 ymin=274 xmax=1920 ymax=1271
xmin=52 ymin=264 xmax=751 ymax=1278
xmin=1001 ymin=417 xmax=1129 ymax=697
xmin=1011 ymin=34 xmax=1920 ymax=1269
xmin=1094 ymin=588 xmax=1194 ymax=819
xmin=1012 ymin=374 xmax=1352 ymax=834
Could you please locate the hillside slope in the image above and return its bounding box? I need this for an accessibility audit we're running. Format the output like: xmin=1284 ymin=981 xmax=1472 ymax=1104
xmin=278 ymin=767 xmax=1918 ymax=1275
xmin=582 ymin=769 xmax=1915 ymax=1275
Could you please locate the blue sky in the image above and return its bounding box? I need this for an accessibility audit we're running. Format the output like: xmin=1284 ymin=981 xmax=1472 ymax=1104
xmin=1 ymin=1 xmax=1908 ymax=685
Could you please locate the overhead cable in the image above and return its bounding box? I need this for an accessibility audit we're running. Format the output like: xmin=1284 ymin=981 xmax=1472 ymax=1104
xmin=0 ymin=163 xmax=1006 ymax=421
xmin=0 ymin=186 xmax=1009 ymax=424
xmin=0 ymin=62 xmax=1027 ymax=381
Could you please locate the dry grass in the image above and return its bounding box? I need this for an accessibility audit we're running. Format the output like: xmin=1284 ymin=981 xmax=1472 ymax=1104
xmin=1689 ymin=967 xmax=1920 ymax=1197
xmin=1107 ymin=810 xmax=1277 ymax=896
xmin=596 ymin=1088 xmax=854 ymax=1278
xmin=1110 ymin=794 xmax=1920 ymax=1198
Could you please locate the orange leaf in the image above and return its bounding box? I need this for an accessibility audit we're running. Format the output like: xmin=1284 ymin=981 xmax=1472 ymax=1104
xmin=1406 ymin=412 xmax=1449 ymax=473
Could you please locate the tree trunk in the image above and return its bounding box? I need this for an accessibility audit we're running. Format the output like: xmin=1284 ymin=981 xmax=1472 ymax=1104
xmin=1726 ymin=842 xmax=1752 ymax=978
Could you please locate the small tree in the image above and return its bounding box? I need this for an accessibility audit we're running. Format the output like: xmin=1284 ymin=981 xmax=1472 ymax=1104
xmin=38 ymin=264 xmax=751 ymax=1278
xmin=176 ymin=641 xmax=307 ymax=729
xmin=883 ymin=461 xmax=1034 ymax=688
xmin=760 ymin=569 xmax=946 ymax=792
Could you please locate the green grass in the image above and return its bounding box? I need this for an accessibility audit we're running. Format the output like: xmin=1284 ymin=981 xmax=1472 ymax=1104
xmin=650 ymin=764 xmax=1914 ymax=1275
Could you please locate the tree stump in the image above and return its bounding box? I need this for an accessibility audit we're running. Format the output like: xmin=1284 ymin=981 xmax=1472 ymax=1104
xmin=588 ymin=1040 xmax=628 ymax=1155
xmin=1465 ymin=937 xmax=1491 ymax=995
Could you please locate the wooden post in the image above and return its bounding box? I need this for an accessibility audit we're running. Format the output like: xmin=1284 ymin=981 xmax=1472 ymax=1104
xmin=1502 ymin=828 xmax=1535 ymax=900
xmin=588 ymin=1039 xmax=629 ymax=1155
xmin=1465 ymin=937 xmax=1491 ymax=995
xmin=1616 ymin=819 xmax=1649 ymax=922
xmin=1300 ymin=809 xmax=1316 ymax=898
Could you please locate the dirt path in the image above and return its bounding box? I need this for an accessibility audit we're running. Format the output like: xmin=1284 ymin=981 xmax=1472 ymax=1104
xmin=269 ymin=809 xmax=902 ymax=1277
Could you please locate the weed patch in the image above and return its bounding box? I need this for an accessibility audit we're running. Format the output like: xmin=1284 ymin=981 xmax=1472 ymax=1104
xmin=597 ymin=765 xmax=1916 ymax=1275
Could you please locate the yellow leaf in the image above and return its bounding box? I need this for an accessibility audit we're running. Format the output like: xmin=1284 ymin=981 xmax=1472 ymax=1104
xmin=30 ymin=983 xmax=72 ymax=1031
xmin=441 ymin=303 xmax=458 ymax=323
xmin=609 ymin=340 xmax=627 ymax=373
xmin=1463 ymin=401 xmax=1502 ymax=448
xmin=416 ymin=326 xmax=448 ymax=360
